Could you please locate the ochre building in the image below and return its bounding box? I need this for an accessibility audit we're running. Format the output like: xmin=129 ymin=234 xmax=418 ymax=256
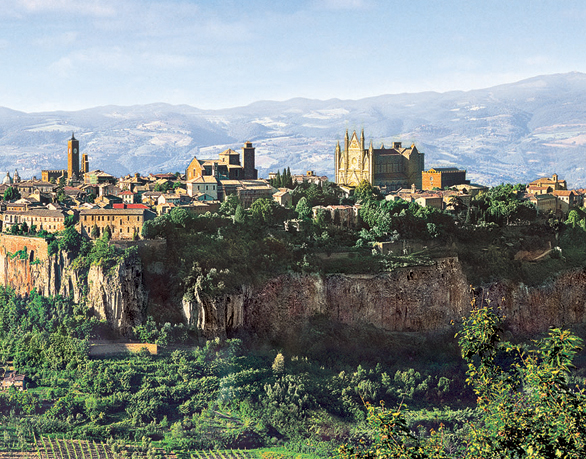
xmin=335 ymin=130 xmax=424 ymax=190
xmin=422 ymin=167 xmax=469 ymax=190
xmin=78 ymin=208 xmax=155 ymax=240
xmin=186 ymin=142 xmax=257 ymax=181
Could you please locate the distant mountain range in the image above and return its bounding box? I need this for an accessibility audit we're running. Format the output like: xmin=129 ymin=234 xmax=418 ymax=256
xmin=2 ymin=72 xmax=586 ymax=187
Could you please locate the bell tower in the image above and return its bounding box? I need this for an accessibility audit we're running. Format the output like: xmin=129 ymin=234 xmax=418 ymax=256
xmin=67 ymin=133 xmax=80 ymax=180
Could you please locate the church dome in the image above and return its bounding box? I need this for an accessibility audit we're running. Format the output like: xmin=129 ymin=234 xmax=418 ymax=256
xmin=13 ymin=169 xmax=20 ymax=183
xmin=2 ymin=172 xmax=12 ymax=185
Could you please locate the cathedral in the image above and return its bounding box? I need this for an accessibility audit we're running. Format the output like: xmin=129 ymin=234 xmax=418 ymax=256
xmin=335 ymin=130 xmax=424 ymax=190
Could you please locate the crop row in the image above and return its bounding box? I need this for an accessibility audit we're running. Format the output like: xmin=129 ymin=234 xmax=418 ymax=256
xmin=34 ymin=436 xmax=114 ymax=459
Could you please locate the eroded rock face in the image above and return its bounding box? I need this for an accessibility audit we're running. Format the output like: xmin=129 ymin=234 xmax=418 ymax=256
xmin=183 ymin=257 xmax=471 ymax=339
xmin=183 ymin=258 xmax=586 ymax=340
xmin=0 ymin=235 xmax=146 ymax=334
xmin=85 ymin=261 xmax=146 ymax=334
xmin=482 ymin=269 xmax=586 ymax=335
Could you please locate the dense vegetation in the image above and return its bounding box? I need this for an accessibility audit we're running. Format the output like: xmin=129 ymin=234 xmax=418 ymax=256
xmin=339 ymin=304 xmax=586 ymax=458
xmin=1 ymin=286 xmax=585 ymax=458
xmin=2 ymin=180 xmax=586 ymax=457
xmin=0 ymin=286 xmax=475 ymax=457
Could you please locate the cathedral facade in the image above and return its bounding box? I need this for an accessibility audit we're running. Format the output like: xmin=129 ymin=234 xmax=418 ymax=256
xmin=335 ymin=130 xmax=424 ymax=190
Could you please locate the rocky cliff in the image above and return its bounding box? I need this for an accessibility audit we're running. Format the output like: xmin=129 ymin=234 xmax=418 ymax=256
xmin=0 ymin=234 xmax=146 ymax=333
xmin=183 ymin=257 xmax=472 ymax=340
xmin=3 ymin=233 xmax=586 ymax=340
xmin=183 ymin=257 xmax=586 ymax=340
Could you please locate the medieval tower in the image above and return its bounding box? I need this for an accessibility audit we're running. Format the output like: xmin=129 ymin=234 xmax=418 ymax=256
xmin=67 ymin=133 xmax=80 ymax=180
xmin=242 ymin=141 xmax=257 ymax=180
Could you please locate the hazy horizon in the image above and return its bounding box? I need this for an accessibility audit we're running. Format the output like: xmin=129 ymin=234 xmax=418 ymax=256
xmin=1 ymin=1 xmax=586 ymax=112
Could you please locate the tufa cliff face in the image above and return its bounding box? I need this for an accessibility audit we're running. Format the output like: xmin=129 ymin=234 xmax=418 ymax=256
xmin=0 ymin=234 xmax=146 ymax=334
xmin=183 ymin=257 xmax=471 ymax=340
xmin=183 ymin=257 xmax=586 ymax=340
xmin=481 ymin=269 xmax=586 ymax=335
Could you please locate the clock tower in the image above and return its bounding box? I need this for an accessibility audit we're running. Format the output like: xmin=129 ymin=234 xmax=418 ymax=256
xmin=67 ymin=133 xmax=80 ymax=180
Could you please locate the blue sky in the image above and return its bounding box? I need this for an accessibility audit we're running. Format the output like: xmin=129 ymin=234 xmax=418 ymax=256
xmin=0 ymin=0 xmax=585 ymax=112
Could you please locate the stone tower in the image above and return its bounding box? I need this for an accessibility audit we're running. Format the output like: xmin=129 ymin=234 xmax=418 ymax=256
xmin=67 ymin=133 xmax=80 ymax=180
xmin=81 ymin=153 xmax=89 ymax=175
xmin=242 ymin=141 xmax=257 ymax=180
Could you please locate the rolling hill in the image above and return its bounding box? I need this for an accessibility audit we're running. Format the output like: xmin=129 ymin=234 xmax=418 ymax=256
xmin=2 ymin=72 xmax=586 ymax=187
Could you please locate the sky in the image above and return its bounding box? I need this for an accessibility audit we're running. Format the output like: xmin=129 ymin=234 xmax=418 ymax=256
xmin=1 ymin=0 xmax=586 ymax=112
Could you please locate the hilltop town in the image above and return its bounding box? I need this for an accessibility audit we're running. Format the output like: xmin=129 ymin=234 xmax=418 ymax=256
xmin=0 ymin=129 xmax=585 ymax=458
xmin=0 ymin=130 xmax=583 ymax=242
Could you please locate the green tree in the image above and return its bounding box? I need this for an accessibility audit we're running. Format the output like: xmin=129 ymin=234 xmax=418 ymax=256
xmin=233 ymin=204 xmax=246 ymax=224
xmin=295 ymin=197 xmax=312 ymax=220
xmin=355 ymin=179 xmax=375 ymax=202
xmin=59 ymin=226 xmax=82 ymax=253
xmin=170 ymin=208 xmax=190 ymax=228
xmin=3 ymin=187 xmax=20 ymax=202
xmin=90 ymin=224 xmax=100 ymax=239
xmin=314 ymin=208 xmax=327 ymax=228
xmin=220 ymin=194 xmax=240 ymax=216
xmin=341 ymin=303 xmax=586 ymax=458
xmin=64 ymin=214 xmax=76 ymax=228
xmin=250 ymin=198 xmax=277 ymax=224
xmin=566 ymin=209 xmax=581 ymax=229
xmin=458 ymin=303 xmax=586 ymax=459
xmin=103 ymin=225 xmax=112 ymax=241
xmin=141 ymin=220 xmax=156 ymax=239
xmin=272 ymin=170 xmax=282 ymax=188
xmin=272 ymin=352 xmax=285 ymax=373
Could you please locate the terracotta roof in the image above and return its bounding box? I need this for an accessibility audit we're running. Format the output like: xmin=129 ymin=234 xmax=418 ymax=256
xmin=188 ymin=176 xmax=218 ymax=183
xmin=552 ymin=190 xmax=574 ymax=196
xmin=427 ymin=167 xmax=462 ymax=172
xmin=4 ymin=209 xmax=67 ymax=217
xmin=79 ymin=208 xmax=152 ymax=216
xmin=112 ymin=203 xmax=149 ymax=209
xmin=3 ymin=372 xmax=25 ymax=382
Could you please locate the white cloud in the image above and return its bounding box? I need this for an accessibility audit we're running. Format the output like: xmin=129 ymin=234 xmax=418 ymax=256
xmin=48 ymin=47 xmax=129 ymax=76
xmin=138 ymin=52 xmax=194 ymax=69
xmin=313 ymin=0 xmax=371 ymax=10
xmin=0 ymin=0 xmax=116 ymax=17
xmin=34 ymin=31 xmax=78 ymax=48
xmin=523 ymin=55 xmax=551 ymax=66
xmin=18 ymin=0 xmax=115 ymax=16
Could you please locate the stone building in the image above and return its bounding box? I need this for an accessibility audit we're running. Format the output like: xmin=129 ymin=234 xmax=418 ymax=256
xmin=186 ymin=175 xmax=219 ymax=200
xmin=84 ymin=170 xmax=117 ymax=185
xmin=422 ymin=167 xmax=469 ymax=190
xmin=2 ymin=208 xmax=68 ymax=233
xmin=335 ymin=130 xmax=424 ymax=190
xmin=186 ymin=142 xmax=258 ymax=181
xmin=78 ymin=208 xmax=155 ymax=240
xmin=527 ymin=174 xmax=567 ymax=194
xmin=42 ymin=169 xmax=67 ymax=183
xmin=67 ymin=133 xmax=80 ymax=180
xmin=2 ymin=372 xmax=25 ymax=391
